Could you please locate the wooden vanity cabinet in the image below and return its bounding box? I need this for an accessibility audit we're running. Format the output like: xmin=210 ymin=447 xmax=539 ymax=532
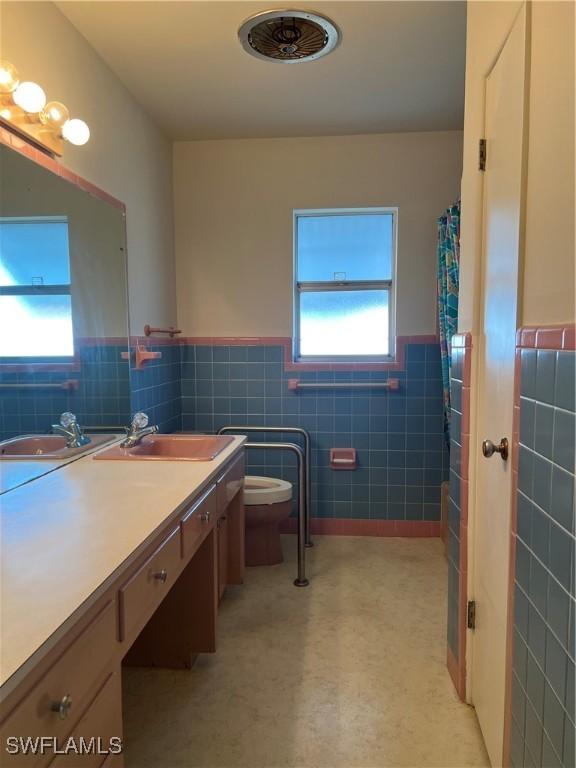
xmin=216 ymin=451 xmax=245 ymax=593
xmin=0 ymin=448 xmax=245 ymax=767
xmin=0 ymin=602 xmax=119 ymax=768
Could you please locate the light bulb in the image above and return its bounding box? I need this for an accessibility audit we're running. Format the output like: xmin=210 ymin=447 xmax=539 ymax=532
xmin=62 ymin=118 xmax=90 ymax=146
xmin=12 ymin=81 xmax=46 ymax=113
xmin=0 ymin=106 xmax=13 ymax=121
xmin=0 ymin=60 xmax=19 ymax=94
xmin=40 ymin=101 xmax=70 ymax=129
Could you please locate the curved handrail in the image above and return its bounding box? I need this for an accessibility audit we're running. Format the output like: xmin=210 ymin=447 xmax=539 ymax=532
xmin=245 ymin=441 xmax=308 ymax=587
xmin=217 ymin=425 xmax=312 ymax=548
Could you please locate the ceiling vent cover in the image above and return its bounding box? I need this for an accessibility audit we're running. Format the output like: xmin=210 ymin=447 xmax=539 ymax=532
xmin=238 ymin=10 xmax=339 ymax=63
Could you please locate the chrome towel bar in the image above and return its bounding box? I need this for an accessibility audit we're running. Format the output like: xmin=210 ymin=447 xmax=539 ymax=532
xmin=0 ymin=380 xmax=78 ymax=391
xmin=143 ymin=324 xmax=181 ymax=338
xmin=287 ymin=378 xmax=399 ymax=391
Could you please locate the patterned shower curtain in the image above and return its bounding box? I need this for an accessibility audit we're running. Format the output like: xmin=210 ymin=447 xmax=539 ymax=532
xmin=437 ymin=201 xmax=461 ymax=444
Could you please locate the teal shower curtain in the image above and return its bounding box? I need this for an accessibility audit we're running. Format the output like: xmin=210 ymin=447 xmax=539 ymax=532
xmin=437 ymin=201 xmax=460 ymax=444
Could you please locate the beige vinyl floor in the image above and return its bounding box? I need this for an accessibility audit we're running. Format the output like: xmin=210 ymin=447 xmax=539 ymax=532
xmin=122 ymin=535 xmax=489 ymax=768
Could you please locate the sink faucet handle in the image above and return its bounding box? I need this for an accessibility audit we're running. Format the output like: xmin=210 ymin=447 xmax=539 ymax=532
xmin=131 ymin=412 xmax=149 ymax=430
xmin=60 ymin=412 xmax=78 ymax=429
xmin=53 ymin=413 xmax=90 ymax=449
xmin=121 ymin=412 xmax=157 ymax=448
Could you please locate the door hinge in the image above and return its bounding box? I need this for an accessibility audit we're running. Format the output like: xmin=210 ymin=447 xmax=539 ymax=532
xmin=479 ymin=139 xmax=487 ymax=171
xmin=467 ymin=600 xmax=476 ymax=630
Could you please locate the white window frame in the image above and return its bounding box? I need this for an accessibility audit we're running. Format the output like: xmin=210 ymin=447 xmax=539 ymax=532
xmin=0 ymin=216 xmax=74 ymax=360
xmin=293 ymin=207 xmax=397 ymax=362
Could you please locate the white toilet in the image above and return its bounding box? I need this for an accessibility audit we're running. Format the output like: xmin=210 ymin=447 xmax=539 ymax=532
xmin=244 ymin=476 xmax=293 ymax=566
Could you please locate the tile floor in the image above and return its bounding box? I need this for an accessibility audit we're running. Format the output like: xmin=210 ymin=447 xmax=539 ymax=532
xmin=123 ymin=536 xmax=489 ymax=768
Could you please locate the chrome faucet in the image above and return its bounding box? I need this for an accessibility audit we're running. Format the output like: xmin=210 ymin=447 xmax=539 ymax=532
xmin=121 ymin=412 xmax=158 ymax=448
xmin=52 ymin=412 xmax=91 ymax=449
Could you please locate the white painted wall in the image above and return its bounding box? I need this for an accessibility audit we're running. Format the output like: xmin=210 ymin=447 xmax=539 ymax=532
xmin=0 ymin=1 xmax=176 ymax=333
xmin=174 ymin=131 xmax=463 ymax=337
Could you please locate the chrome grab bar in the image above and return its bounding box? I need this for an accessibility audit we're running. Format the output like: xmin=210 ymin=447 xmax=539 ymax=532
xmin=218 ymin=425 xmax=312 ymax=549
xmin=245 ymin=441 xmax=308 ymax=587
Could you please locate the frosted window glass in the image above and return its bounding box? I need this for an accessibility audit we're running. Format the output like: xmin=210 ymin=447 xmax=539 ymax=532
xmin=300 ymin=290 xmax=389 ymax=356
xmin=297 ymin=213 xmax=393 ymax=281
xmin=0 ymin=220 xmax=70 ymax=286
xmin=0 ymin=295 xmax=74 ymax=357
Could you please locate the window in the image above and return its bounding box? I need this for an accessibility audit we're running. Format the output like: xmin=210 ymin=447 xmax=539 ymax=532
xmin=0 ymin=217 xmax=74 ymax=358
xmin=294 ymin=208 xmax=396 ymax=359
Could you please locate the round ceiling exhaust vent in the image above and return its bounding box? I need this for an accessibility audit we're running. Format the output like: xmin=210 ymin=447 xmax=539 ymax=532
xmin=238 ymin=10 xmax=340 ymax=63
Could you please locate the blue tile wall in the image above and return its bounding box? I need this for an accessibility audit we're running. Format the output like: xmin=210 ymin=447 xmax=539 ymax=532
xmin=1 ymin=340 xmax=449 ymax=523
xmin=180 ymin=342 xmax=449 ymax=521
xmin=510 ymin=349 xmax=575 ymax=768
xmin=130 ymin=342 xmax=182 ymax=434
xmin=447 ymin=345 xmax=466 ymax=661
xmin=0 ymin=343 xmax=131 ymax=441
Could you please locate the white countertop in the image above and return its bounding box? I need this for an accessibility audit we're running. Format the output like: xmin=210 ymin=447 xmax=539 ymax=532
xmin=0 ymin=435 xmax=245 ymax=695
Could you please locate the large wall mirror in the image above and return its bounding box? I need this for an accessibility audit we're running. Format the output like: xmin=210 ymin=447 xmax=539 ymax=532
xmin=0 ymin=143 xmax=130 ymax=444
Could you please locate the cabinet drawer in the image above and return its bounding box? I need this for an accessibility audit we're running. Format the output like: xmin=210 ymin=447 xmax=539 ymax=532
xmin=0 ymin=602 xmax=116 ymax=767
xmin=216 ymin=453 xmax=245 ymax=514
xmin=180 ymin=485 xmax=216 ymax=561
xmin=49 ymin=673 xmax=122 ymax=767
xmin=118 ymin=529 xmax=180 ymax=643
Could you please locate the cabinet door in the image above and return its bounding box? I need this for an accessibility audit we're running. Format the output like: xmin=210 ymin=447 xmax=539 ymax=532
xmin=217 ymin=514 xmax=228 ymax=600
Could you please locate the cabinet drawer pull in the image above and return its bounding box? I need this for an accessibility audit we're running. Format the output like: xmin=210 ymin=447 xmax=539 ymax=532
xmin=152 ymin=569 xmax=168 ymax=582
xmin=51 ymin=694 xmax=73 ymax=720
xmin=200 ymin=510 xmax=211 ymax=523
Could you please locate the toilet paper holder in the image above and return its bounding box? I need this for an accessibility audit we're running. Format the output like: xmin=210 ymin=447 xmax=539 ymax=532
xmin=330 ymin=448 xmax=357 ymax=470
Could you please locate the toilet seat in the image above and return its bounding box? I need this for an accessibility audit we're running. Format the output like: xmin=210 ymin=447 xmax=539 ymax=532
xmin=244 ymin=476 xmax=292 ymax=506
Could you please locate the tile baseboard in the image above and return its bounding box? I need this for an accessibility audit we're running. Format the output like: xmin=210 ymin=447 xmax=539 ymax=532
xmin=280 ymin=518 xmax=441 ymax=537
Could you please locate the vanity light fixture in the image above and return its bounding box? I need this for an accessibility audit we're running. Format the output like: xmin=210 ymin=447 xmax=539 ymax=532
xmin=0 ymin=60 xmax=90 ymax=155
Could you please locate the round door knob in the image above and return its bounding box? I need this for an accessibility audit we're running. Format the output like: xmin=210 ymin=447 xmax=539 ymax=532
xmin=51 ymin=693 xmax=72 ymax=720
xmin=482 ymin=437 xmax=509 ymax=461
xmin=152 ymin=569 xmax=168 ymax=582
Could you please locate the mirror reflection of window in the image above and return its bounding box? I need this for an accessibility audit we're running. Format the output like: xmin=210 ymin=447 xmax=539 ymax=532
xmin=0 ymin=217 xmax=74 ymax=358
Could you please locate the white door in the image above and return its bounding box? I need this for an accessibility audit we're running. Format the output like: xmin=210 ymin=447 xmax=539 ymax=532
xmin=472 ymin=6 xmax=528 ymax=766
